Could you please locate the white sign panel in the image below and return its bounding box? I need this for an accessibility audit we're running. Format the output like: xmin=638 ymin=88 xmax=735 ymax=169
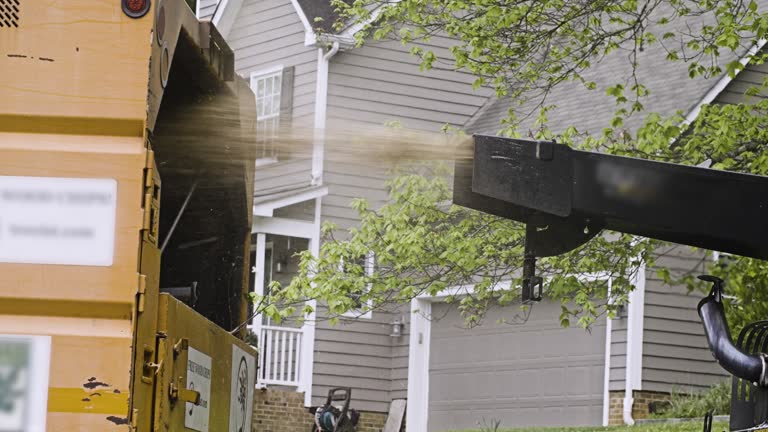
xmin=0 ymin=176 xmax=118 ymax=266
xmin=229 ymin=345 xmax=256 ymax=432
xmin=185 ymin=348 xmax=212 ymax=432
xmin=0 ymin=334 xmax=51 ymax=432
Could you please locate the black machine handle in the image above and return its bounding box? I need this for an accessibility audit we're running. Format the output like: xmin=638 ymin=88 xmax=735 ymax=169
xmin=697 ymin=275 xmax=768 ymax=386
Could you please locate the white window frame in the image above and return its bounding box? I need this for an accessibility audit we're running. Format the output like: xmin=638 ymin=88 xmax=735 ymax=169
xmin=250 ymin=65 xmax=284 ymax=165
xmin=341 ymin=252 xmax=375 ymax=319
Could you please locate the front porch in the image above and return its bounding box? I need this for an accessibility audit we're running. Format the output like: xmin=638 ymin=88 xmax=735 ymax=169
xmin=248 ymin=183 xmax=327 ymax=405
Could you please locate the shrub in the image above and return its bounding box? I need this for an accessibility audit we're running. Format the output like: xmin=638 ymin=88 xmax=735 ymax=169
xmin=652 ymin=381 xmax=730 ymax=419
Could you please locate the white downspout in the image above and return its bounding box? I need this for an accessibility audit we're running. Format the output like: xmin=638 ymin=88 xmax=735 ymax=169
xmin=312 ymin=41 xmax=339 ymax=185
xmin=301 ymin=42 xmax=340 ymax=407
xmin=623 ymin=264 xmax=646 ymax=425
xmin=602 ymin=279 xmax=613 ymax=426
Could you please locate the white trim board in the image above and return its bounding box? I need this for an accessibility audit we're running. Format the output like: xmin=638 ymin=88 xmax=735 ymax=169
xmin=299 ymin=197 xmax=323 ymax=407
xmin=252 ymin=217 xmax=316 ymax=239
xmin=212 ymin=0 xmax=243 ymax=37
xmin=252 ymin=186 xmax=328 ymax=217
xmin=602 ymin=279 xmax=614 ymax=427
xmin=250 ymin=65 xmax=285 ymax=80
xmin=289 ymin=0 xmax=313 ymax=33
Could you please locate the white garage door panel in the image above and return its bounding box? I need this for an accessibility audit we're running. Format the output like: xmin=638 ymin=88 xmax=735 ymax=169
xmin=428 ymin=301 xmax=606 ymax=431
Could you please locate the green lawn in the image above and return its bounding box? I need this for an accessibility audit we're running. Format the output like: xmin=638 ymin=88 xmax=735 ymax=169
xmin=450 ymin=421 xmax=726 ymax=432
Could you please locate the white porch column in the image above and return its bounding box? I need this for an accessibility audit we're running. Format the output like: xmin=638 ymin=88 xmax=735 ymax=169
xmin=252 ymin=233 xmax=266 ymax=341
xmin=299 ymin=197 xmax=322 ymax=406
xmin=406 ymin=298 xmax=432 ymax=432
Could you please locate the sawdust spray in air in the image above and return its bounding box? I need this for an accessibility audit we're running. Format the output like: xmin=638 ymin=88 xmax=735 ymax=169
xmin=152 ymin=95 xmax=475 ymax=168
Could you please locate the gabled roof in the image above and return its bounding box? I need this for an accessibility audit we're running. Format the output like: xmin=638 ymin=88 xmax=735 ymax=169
xmin=467 ymin=9 xmax=764 ymax=136
xmin=295 ymin=0 xmax=352 ymax=33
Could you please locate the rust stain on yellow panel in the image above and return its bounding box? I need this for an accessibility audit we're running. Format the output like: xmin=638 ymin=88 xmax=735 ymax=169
xmin=48 ymin=335 xmax=132 ymax=391
xmin=48 ymin=387 xmax=129 ymax=414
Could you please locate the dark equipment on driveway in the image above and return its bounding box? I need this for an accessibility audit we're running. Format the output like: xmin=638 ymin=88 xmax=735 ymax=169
xmin=310 ymin=387 xmax=359 ymax=432
xmin=453 ymin=136 xmax=768 ymax=430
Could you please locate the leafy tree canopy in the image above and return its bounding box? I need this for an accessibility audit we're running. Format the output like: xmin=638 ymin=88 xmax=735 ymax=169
xmin=257 ymin=0 xmax=768 ymax=329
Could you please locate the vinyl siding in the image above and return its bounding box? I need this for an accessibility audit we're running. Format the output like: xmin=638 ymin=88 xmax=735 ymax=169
xmin=608 ymin=316 xmax=627 ymax=391
xmin=327 ymin=37 xmax=493 ymax=132
xmin=227 ymin=0 xmax=318 ymax=196
xmin=197 ymin=0 xmax=218 ymax=19
xmin=714 ymin=56 xmax=768 ymax=105
xmin=311 ymin=159 xmax=397 ymax=412
xmin=391 ymin=306 xmax=410 ymax=400
xmin=314 ymin=35 xmax=497 ymax=411
xmin=320 ymin=160 xmax=390 ymax=235
xmin=312 ymin=309 xmax=402 ymax=412
xmin=253 ymin=159 xmax=313 ymax=196
xmin=640 ymin=245 xmax=727 ymax=393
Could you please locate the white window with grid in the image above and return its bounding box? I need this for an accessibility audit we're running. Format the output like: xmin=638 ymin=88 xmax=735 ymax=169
xmin=251 ymin=67 xmax=283 ymax=162
xmin=341 ymin=252 xmax=375 ymax=319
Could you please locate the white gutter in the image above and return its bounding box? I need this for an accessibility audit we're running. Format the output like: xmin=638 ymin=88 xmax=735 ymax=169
xmin=602 ymin=279 xmax=613 ymax=426
xmin=623 ymin=264 xmax=646 ymax=425
xmin=311 ymin=41 xmax=339 ymax=185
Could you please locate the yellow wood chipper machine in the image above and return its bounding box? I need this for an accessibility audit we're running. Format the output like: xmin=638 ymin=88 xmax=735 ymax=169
xmin=0 ymin=1 xmax=259 ymax=430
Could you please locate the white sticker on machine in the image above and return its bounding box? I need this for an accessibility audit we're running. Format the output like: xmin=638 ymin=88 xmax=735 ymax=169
xmin=0 ymin=334 xmax=51 ymax=432
xmin=185 ymin=348 xmax=212 ymax=432
xmin=229 ymin=345 xmax=256 ymax=432
xmin=0 ymin=176 xmax=117 ymax=266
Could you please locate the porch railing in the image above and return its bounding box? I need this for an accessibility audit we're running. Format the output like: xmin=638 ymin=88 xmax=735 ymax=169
xmin=257 ymin=325 xmax=303 ymax=387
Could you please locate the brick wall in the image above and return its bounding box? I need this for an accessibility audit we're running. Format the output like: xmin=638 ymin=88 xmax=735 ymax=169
xmin=253 ymin=389 xmax=314 ymax=432
xmin=608 ymin=390 xmax=671 ymax=425
xmin=357 ymin=411 xmax=388 ymax=432
xmin=252 ymin=388 xmax=390 ymax=432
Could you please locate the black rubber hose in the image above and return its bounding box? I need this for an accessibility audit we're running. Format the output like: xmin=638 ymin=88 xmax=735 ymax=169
xmin=697 ymin=276 xmax=765 ymax=385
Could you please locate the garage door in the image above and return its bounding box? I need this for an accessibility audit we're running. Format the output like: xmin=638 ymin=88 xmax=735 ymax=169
xmin=428 ymin=301 xmax=606 ymax=431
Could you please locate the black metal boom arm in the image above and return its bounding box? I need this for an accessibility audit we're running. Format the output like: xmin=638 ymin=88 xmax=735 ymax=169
xmin=454 ymin=135 xmax=768 ymax=303
xmin=454 ymin=135 xmax=768 ymax=261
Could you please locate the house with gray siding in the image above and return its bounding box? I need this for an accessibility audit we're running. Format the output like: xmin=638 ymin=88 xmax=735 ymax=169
xmin=199 ymin=1 xmax=768 ymax=430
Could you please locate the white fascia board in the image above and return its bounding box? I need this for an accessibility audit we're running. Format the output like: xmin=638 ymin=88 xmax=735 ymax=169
xmin=252 ymin=186 xmax=328 ymax=217
xmin=212 ymin=0 xmax=243 ymax=38
xmin=338 ymin=2 xmax=392 ymax=39
xmin=682 ymin=39 xmax=768 ymax=126
xmin=288 ymin=0 xmax=319 ymax=47
xmin=290 ymin=0 xmax=313 ymax=32
xmin=252 ymin=217 xmax=316 ymax=239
